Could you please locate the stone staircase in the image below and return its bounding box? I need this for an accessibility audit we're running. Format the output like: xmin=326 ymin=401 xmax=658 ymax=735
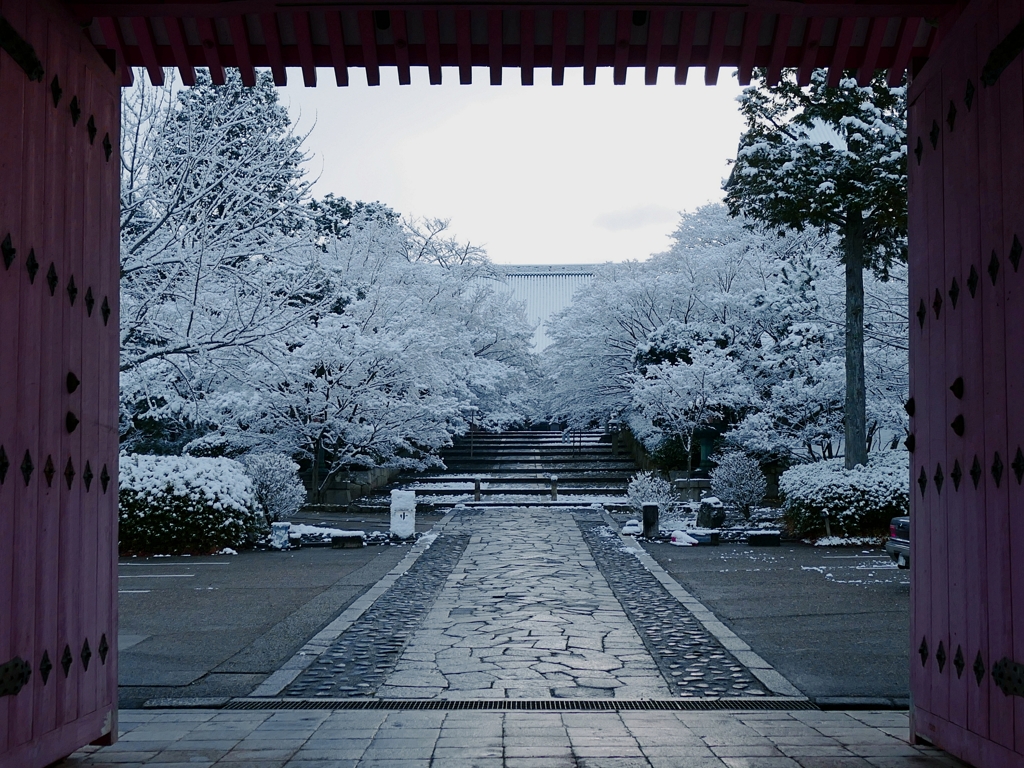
xmin=398 ymin=430 xmax=638 ymax=507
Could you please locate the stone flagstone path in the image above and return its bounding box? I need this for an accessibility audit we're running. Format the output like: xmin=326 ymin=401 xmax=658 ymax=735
xmin=282 ymin=506 xmax=772 ymax=700
xmin=379 ymin=508 xmax=670 ymax=699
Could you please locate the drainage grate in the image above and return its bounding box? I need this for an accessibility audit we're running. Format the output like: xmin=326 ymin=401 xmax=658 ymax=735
xmin=226 ymin=698 xmax=816 ymax=712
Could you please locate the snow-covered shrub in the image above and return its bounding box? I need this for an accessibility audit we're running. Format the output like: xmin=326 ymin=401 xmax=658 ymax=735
xmin=119 ymin=454 xmax=267 ymax=554
xmin=710 ymin=452 xmax=767 ymax=519
xmin=627 ymin=471 xmax=677 ymax=514
xmin=780 ymin=451 xmax=909 ymax=537
xmin=242 ymin=453 xmax=307 ymax=523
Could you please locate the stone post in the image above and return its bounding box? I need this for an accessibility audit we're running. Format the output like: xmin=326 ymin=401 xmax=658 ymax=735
xmin=390 ymin=489 xmax=416 ymax=539
xmin=642 ymin=503 xmax=660 ymax=538
xmin=550 ymin=475 xmax=558 ymax=500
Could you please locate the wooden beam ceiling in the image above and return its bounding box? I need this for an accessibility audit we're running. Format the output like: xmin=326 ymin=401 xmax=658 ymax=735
xmin=66 ymin=2 xmax=961 ymax=87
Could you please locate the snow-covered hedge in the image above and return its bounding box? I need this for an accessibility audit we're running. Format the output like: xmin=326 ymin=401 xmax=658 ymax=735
xmin=119 ymin=454 xmax=268 ymax=554
xmin=242 ymin=453 xmax=306 ymax=522
xmin=780 ymin=451 xmax=909 ymax=537
xmin=626 ymin=471 xmax=677 ymax=514
xmin=710 ymin=452 xmax=767 ymax=519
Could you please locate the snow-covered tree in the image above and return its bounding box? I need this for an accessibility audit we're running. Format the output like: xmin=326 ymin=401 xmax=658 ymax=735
xmin=182 ymin=217 xmax=535 ymax=497
xmin=626 ymin=470 xmax=678 ymax=514
xmin=631 ymin=327 xmax=744 ymax=476
xmin=709 ymin=452 xmax=767 ymax=519
xmin=724 ymin=69 xmax=907 ymax=469
xmin=543 ymin=203 xmax=907 ymax=467
xmin=242 ymin=453 xmax=307 ymax=522
xmin=119 ymin=70 xmax=316 ymax=450
xmin=119 ymin=74 xmax=537 ymax=478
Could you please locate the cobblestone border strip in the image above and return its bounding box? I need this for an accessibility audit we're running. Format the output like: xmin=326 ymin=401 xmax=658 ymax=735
xmin=576 ymin=515 xmax=770 ymax=698
xmin=250 ymin=512 xmax=456 ymax=697
xmin=282 ymin=530 xmax=472 ymax=697
xmin=599 ymin=509 xmax=805 ymax=699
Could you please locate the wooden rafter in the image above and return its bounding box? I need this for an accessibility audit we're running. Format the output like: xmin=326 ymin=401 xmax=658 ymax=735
xmin=195 ymin=16 xmax=225 ymax=84
xmin=130 ymin=16 xmax=162 ymax=85
xmin=260 ymin=12 xmax=286 ymax=85
xmin=858 ymin=16 xmax=889 ymax=84
xmin=888 ymin=16 xmax=920 ymax=85
xmin=423 ymin=9 xmax=442 ymax=84
xmin=96 ymin=17 xmax=133 ymax=85
xmin=766 ymin=14 xmax=793 ymax=85
xmin=644 ymin=8 xmax=663 ymax=85
xmin=324 ymin=10 xmax=349 ymax=86
xmin=456 ymin=9 xmax=472 ymax=84
xmin=737 ymin=11 xmax=762 ymax=85
xmin=228 ymin=15 xmax=256 ymax=86
xmin=488 ymin=9 xmax=502 ymax=86
xmin=551 ymin=10 xmax=567 ymax=86
xmin=293 ymin=11 xmax=317 ymax=86
xmin=613 ymin=10 xmax=630 ymax=86
xmin=797 ymin=16 xmax=826 ymax=85
xmin=520 ymin=9 xmax=534 ymax=85
xmin=583 ymin=9 xmax=599 ymax=85
xmin=705 ymin=10 xmax=728 ymax=85
xmin=827 ymin=16 xmax=856 ymax=86
xmin=163 ymin=16 xmax=195 ymax=85
xmin=674 ymin=10 xmax=697 ymax=85
xmin=357 ymin=10 xmax=380 ymax=86
xmin=391 ymin=9 xmax=411 ymax=84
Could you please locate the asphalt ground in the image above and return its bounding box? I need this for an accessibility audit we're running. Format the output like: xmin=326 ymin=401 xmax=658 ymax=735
xmin=117 ymin=512 xmax=442 ymax=708
xmin=640 ymin=539 xmax=911 ymax=706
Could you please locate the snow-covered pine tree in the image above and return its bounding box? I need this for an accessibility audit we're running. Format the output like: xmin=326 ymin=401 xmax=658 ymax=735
xmin=724 ymin=69 xmax=907 ymax=469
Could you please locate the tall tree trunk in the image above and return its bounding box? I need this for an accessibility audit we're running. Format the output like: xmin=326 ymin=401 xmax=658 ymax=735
xmin=844 ymin=216 xmax=868 ymax=469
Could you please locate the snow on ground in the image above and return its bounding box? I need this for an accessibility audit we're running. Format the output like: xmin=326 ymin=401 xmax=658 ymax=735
xmin=812 ymin=536 xmax=885 ymax=547
xmin=670 ymin=530 xmax=698 ymax=546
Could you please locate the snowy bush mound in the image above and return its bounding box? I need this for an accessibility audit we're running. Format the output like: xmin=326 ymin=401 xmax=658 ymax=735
xmin=626 ymin=471 xmax=677 ymax=515
xmin=780 ymin=451 xmax=909 ymax=538
xmin=242 ymin=453 xmax=306 ymax=522
xmin=710 ymin=452 xmax=767 ymax=519
xmin=119 ymin=454 xmax=268 ymax=554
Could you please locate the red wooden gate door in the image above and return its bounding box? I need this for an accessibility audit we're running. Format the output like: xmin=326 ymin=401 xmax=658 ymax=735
xmin=0 ymin=0 xmax=120 ymax=765
xmin=909 ymin=1 xmax=1024 ymax=764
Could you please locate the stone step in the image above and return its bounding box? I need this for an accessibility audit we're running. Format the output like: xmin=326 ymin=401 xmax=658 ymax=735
xmin=411 ymin=487 xmax=627 ymax=496
xmin=408 ymin=475 xmax=631 ymax=484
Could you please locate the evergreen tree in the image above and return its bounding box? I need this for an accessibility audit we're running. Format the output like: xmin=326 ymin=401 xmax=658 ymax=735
xmin=724 ymin=69 xmax=907 ymax=468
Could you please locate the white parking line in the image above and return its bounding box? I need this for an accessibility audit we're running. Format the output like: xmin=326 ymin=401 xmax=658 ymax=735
xmin=119 ymin=562 xmax=230 ymax=566
xmin=118 ymin=590 xmax=151 ymax=594
xmin=118 ymin=574 xmax=195 ymax=578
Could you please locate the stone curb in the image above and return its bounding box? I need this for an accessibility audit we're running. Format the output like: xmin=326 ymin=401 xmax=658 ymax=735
xmin=598 ymin=509 xmax=806 ymax=699
xmin=249 ymin=511 xmax=457 ymax=697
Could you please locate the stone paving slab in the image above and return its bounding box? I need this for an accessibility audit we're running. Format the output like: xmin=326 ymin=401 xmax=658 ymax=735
xmin=66 ymin=708 xmax=967 ymax=767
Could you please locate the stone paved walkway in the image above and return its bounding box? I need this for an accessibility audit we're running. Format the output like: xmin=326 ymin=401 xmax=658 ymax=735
xmin=379 ymin=508 xmax=669 ymax=699
xmin=67 ymin=708 xmax=965 ymax=767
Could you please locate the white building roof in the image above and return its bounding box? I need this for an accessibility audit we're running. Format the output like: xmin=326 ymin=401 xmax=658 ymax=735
xmin=499 ymin=264 xmax=600 ymax=351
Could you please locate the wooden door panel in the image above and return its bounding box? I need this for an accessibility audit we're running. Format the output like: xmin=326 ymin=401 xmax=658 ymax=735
xmin=909 ymin=1 xmax=1024 ymax=763
xmin=0 ymin=0 xmax=120 ymax=766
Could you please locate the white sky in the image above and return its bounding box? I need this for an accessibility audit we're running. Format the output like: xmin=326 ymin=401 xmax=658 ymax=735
xmin=279 ymin=68 xmax=745 ymax=265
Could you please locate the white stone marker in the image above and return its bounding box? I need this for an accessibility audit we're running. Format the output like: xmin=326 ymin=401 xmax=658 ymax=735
xmin=390 ymin=489 xmax=416 ymax=539
xmin=270 ymin=522 xmax=291 ymax=550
